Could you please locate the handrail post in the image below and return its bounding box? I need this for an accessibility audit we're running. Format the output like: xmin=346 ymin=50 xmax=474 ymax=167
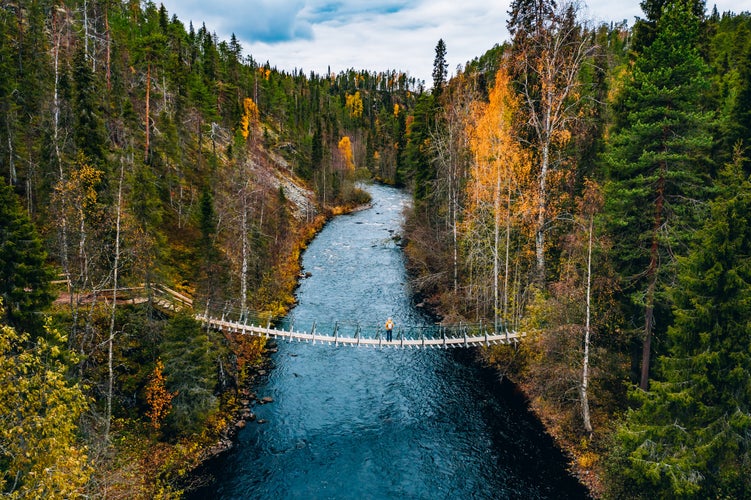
xmin=400 ymin=328 xmax=404 ymax=348
xmin=442 ymin=326 xmax=446 ymax=349
xmin=463 ymin=324 xmax=467 ymax=348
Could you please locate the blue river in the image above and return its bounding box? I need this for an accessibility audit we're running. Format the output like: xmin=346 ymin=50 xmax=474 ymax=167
xmin=188 ymin=184 xmax=588 ymax=499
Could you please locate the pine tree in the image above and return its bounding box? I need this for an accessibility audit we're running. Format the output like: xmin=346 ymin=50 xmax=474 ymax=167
xmin=72 ymin=46 xmax=106 ymax=168
xmin=608 ymin=149 xmax=751 ymax=498
xmin=0 ymin=179 xmax=53 ymax=332
xmin=405 ymin=93 xmax=437 ymax=205
xmin=632 ymin=0 xmax=707 ymax=55
xmin=603 ymin=0 xmax=713 ymax=389
xmin=159 ymin=313 xmax=218 ymax=436
xmin=432 ymin=39 xmax=448 ymax=98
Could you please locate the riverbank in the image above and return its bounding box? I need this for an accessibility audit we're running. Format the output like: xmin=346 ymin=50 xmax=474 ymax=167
xmin=478 ymin=347 xmax=605 ymax=499
xmin=185 ymin=183 xmax=588 ymax=499
xmin=178 ymin=192 xmax=378 ymax=493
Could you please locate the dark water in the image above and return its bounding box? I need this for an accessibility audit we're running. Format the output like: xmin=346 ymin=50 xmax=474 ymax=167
xmin=188 ymin=184 xmax=588 ymax=499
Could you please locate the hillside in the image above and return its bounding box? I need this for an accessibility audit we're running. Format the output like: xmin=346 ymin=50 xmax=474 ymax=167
xmin=0 ymin=1 xmax=420 ymax=496
xmin=3 ymin=0 xmax=751 ymax=498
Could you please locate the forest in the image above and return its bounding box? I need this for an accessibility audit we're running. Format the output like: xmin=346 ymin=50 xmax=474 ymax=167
xmin=1 ymin=0 xmax=750 ymax=498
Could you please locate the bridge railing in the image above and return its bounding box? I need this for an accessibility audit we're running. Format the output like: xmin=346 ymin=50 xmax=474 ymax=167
xmin=198 ymin=312 xmax=523 ymax=348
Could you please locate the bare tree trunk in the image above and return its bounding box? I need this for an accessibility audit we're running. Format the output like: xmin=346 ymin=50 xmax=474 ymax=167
xmin=105 ymin=4 xmax=111 ymax=92
xmin=580 ymin=213 xmax=594 ymax=434
xmin=145 ymin=62 xmax=151 ymax=162
xmin=52 ymin=12 xmax=71 ymax=295
xmin=641 ymin=170 xmax=664 ymax=390
xmin=6 ymin=116 xmax=15 ymax=185
xmin=503 ymin=174 xmax=511 ymax=327
xmin=105 ymin=157 xmax=125 ymax=442
xmin=240 ymin=187 xmax=249 ymax=320
xmin=493 ymin=165 xmax=502 ymax=333
xmin=83 ymin=0 xmax=89 ymax=63
xmin=535 ymin=140 xmax=549 ymax=280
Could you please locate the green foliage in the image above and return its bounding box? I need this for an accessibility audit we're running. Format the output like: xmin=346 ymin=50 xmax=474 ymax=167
xmin=603 ymin=0 xmax=713 ymax=386
xmin=0 ymin=180 xmax=53 ymax=333
xmin=607 ymin=151 xmax=751 ymax=498
xmin=72 ymin=46 xmax=107 ymax=168
xmin=432 ymin=39 xmax=448 ymax=96
xmin=159 ymin=313 xmax=219 ymax=437
xmin=404 ymin=93 xmax=437 ymax=205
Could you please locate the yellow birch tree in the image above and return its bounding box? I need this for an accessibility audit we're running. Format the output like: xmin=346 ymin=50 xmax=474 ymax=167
xmin=465 ymin=68 xmax=533 ymax=330
xmin=0 ymin=312 xmax=91 ymax=498
xmin=240 ymin=97 xmax=259 ymax=140
xmin=338 ymin=136 xmax=355 ymax=171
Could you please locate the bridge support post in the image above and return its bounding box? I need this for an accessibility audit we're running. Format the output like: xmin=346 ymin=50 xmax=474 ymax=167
xmin=334 ymin=321 xmax=339 ymax=346
xmin=310 ymin=321 xmax=316 ymax=344
xmin=355 ymin=323 xmax=360 ymax=347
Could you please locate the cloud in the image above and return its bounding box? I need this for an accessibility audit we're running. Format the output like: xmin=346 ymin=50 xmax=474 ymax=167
xmin=158 ymin=0 xmax=751 ymax=84
xmin=161 ymin=0 xmax=313 ymax=43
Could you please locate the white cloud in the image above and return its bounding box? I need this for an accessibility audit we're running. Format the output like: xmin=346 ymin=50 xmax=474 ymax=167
xmin=158 ymin=0 xmax=751 ymax=84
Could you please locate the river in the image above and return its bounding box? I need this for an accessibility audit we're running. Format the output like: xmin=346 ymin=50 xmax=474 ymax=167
xmin=188 ymin=184 xmax=588 ymax=499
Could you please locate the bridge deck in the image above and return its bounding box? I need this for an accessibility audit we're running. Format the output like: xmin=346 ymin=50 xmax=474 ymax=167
xmin=198 ymin=315 xmax=524 ymax=348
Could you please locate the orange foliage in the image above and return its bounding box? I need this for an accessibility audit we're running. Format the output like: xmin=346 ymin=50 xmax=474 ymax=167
xmin=345 ymin=91 xmax=363 ymax=118
xmin=144 ymin=359 xmax=176 ymax=431
xmin=337 ymin=136 xmax=355 ymax=171
xmin=466 ymin=67 xmax=534 ymax=232
xmin=240 ymin=97 xmax=259 ymax=140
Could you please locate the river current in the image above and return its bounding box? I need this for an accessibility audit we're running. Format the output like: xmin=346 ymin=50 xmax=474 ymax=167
xmin=188 ymin=184 xmax=588 ymax=499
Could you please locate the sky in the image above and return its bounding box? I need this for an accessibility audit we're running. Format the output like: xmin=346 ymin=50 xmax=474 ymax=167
xmin=158 ymin=0 xmax=751 ymax=85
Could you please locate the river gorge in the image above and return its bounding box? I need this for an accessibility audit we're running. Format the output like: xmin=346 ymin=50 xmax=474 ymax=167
xmin=188 ymin=184 xmax=588 ymax=499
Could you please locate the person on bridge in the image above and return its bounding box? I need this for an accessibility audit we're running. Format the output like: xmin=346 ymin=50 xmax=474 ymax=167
xmin=385 ymin=317 xmax=394 ymax=342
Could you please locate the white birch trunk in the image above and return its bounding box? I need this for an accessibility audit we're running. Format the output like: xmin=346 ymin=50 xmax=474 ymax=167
xmin=106 ymin=158 xmax=125 ymax=441
xmin=580 ymin=214 xmax=594 ymax=434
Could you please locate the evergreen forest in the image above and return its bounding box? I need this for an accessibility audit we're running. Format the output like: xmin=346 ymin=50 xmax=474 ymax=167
xmin=1 ymin=0 xmax=751 ymax=497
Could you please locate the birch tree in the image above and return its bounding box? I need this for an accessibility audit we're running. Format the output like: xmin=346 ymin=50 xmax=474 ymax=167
xmin=508 ymin=0 xmax=594 ymax=281
xmin=431 ymin=73 xmax=475 ymax=294
xmin=465 ymin=68 xmax=532 ymax=329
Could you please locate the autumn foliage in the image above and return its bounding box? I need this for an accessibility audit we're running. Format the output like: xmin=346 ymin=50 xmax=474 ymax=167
xmin=240 ymin=97 xmax=259 ymax=140
xmin=144 ymin=358 xmax=177 ymax=431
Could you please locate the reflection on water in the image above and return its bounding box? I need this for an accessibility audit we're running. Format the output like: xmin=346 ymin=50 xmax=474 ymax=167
xmin=187 ymin=184 xmax=587 ymax=499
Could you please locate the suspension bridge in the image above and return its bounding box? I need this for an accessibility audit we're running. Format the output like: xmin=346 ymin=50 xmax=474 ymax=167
xmin=142 ymin=284 xmax=525 ymax=349
xmin=195 ymin=314 xmax=525 ymax=349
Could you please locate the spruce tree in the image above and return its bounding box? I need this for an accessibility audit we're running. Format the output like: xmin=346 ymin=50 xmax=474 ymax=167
xmin=608 ymin=149 xmax=751 ymax=498
xmin=159 ymin=313 xmax=218 ymax=436
xmin=603 ymin=0 xmax=713 ymax=389
xmin=432 ymin=39 xmax=448 ymax=98
xmin=72 ymin=46 xmax=107 ymax=167
xmin=0 ymin=179 xmax=53 ymax=332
